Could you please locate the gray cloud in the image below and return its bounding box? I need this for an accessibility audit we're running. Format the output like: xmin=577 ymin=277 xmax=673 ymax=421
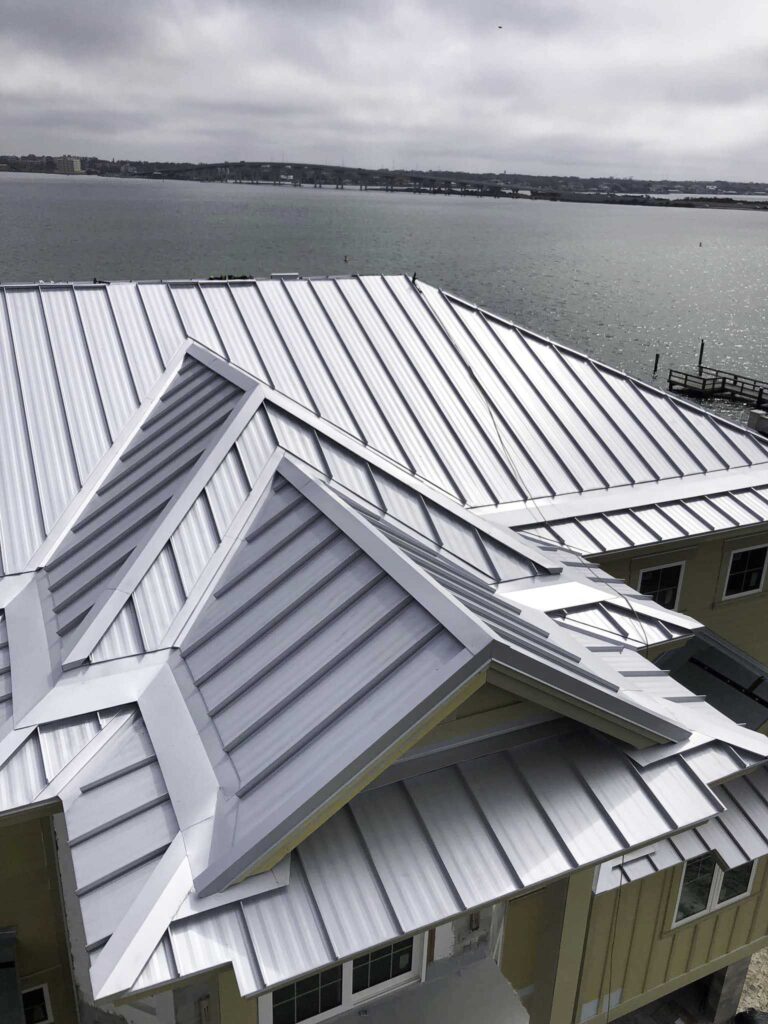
xmin=1 ymin=0 xmax=767 ymax=178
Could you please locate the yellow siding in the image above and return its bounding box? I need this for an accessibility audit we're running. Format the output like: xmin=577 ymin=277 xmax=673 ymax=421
xmin=0 ymin=815 xmax=78 ymax=1024
xmin=219 ymin=968 xmax=258 ymax=1023
xmin=575 ymin=858 xmax=768 ymax=1022
xmin=596 ymin=526 xmax=768 ymax=664
xmin=501 ymin=886 xmax=551 ymax=994
xmin=453 ymin=683 xmax=523 ymax=718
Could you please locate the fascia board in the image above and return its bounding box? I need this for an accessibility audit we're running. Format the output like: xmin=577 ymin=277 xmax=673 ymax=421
xmin=487 ymin=644 xmax=689 ymax=744
xmin=6 ymin=573 xmax=59 ymax=724
xmin=63 ymin=385 xmax=270 ymax=667
xmin=478 ymin=464 xmax=768 ymax=529
xmin=259 ymin=394 xmax=564 ymax=574
xmin=90 ymin=832 xmax=192 ymax=1003
xmin=138 ymin=664 xmax=220 ymax=832
xmin=194 ymin=649 xmax=490 ymax=896
xmin=278 ymin=455 xmax=492 ymax=654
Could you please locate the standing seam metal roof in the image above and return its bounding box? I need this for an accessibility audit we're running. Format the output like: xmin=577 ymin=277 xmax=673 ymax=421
xmin=521 ymin=481 xmax=768 ymax=556
xmin=2 ymin=277 xmax=768 ymax=1007
xmin=2 ymin=276 xmax=767 ymax=574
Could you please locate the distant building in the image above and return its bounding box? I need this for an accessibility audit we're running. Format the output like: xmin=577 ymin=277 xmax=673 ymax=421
xmin=55 ymin=154 xmax=82 ymax=174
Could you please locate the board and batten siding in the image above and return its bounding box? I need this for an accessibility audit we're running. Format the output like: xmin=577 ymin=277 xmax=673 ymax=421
xmin=574 ymin=856 xmax=768 ymax=1022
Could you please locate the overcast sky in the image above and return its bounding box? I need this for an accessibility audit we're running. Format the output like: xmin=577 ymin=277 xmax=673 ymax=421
xmin=2 ymin=0 xmax=768 ymax=179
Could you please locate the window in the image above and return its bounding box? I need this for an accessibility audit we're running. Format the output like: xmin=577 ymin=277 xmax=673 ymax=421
xmin=259 ymin=935 xmax=424 ymax=1024
xmin=352 ymin=938 xmax=414 ymax=993
xmin=638 ymin=563 xmax=684 ymax=610
xmin=271 ymin=966 xmax=342 ymax=1024
xmin=22 ymin=985 xmax=53 ymax=1024
xmin=674 ymin=853 xmax=756 ymax=925
xmin=725 ymin=546 xmax=768 ymax=598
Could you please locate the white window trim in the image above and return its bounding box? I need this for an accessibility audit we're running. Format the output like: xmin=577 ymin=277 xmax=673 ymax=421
xmin=637 ymin=561 xmax=686 ymax=611
xmin=258 ymin=934 xmax=427 ymax=1024
xmin=671 ymin=857 xmax=756 ymax=929
xmin=21 ymin=983 xmax=54 ymax=1024
xmin=722 ymin=544 xmax=768 ymax=601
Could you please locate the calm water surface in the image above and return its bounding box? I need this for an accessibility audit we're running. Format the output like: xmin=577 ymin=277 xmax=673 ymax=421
xmin=2 ymin=172 xmax=767 ymax=420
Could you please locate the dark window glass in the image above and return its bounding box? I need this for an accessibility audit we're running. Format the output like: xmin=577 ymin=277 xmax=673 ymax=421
xmin=273 ymin=1002 xmax=295 ymax=1024
xmin=726 ymin=548 xmax=767 ymax=597
xmin=676 ymin=853 xmax=717 ymax=921
xmin=295 ymin=991 xmax=319 ymax=1021
xmin=352 ymin=962 xmax=369 ymax=993
xmin=639 ymin=564 xmax=682 ymax=609
xmin=296 ymin=976 xmax=319 ymax=996
xmin=718 ymin=862 xmax=754 ymax=903
xmin=272 ymin=967 xmax=342 ymax=1023
xmin=352 ymin=937 xmax=414 ymax=994
xmin=320 ymin=979 xmax=342 ymax=1012
xmin=22 ymin=989 xmax=50 ymax=1024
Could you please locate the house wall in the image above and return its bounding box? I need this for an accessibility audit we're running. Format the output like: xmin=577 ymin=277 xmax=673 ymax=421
xmin=0 ymin=814 xmax=79 ymax=1024
xmin=500 ymin=885 xmax=551 ymax=1006
xmin=595 ymin=526 xmax=768 ymax=663
xmin=574 ymin=856 xmax=768 ymax=1023
xmin=218 ymin=969 xmax=257 ymax=1023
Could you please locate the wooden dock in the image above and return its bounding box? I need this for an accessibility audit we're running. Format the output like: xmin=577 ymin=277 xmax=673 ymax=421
xmin=668 ymin=365 xmax=768 ymax=408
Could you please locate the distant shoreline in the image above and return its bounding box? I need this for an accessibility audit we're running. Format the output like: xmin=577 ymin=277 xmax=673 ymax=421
xmin=3 ymin=168 xmax=768 ymax=212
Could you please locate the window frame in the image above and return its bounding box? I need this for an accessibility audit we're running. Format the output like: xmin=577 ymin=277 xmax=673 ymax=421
xmin=637 ymin=560 xmax=686 ymax=611
xmin=258 ymin=934 xmax=427 ymax=1024
xmin=21 ymin=983 xmax=54 ymax=1024
xmin=722 ymin=544 xmax=768 ymax=601
xmin=671 ymin=855 xmax=756 ymax=929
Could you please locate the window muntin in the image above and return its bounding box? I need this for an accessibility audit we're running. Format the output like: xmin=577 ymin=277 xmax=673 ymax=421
xmin=725 ymin=546 xmax=768 ymax=598
xmin=352 ymin=938 xmax=414 ymax=994
xmin=674 ymin=855 xmax=755 ymax=925
xmin=271 ymin=966 xmax=343 ymax=1024
xmin=22 ymin=986 xmax=53 ymax=1024
xmin=638 ymin=563 xmax=683 ymax=610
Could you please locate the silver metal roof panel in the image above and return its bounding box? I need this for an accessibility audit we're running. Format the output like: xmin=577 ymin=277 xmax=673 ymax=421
xmin=4 ymin=276 xmax=768 ymax=575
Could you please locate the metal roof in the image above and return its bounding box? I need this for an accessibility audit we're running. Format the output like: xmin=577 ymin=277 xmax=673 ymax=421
xmin=45 ymin=355 xmax=247 ymax=662
xmin=2 ymin=276 xmax=768 ymax=574
xmin=596 ymin=764 xmax=768 ymax=893
xmin=522 ymin=481 xmax=768 ymax=556
xmin=63 ymin=716 xmax=728 ymax=999
xmin=551 ymin=602 xmax=690 ymax=649
xmin=2 ymin=278 xmax=768 ymax=1006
